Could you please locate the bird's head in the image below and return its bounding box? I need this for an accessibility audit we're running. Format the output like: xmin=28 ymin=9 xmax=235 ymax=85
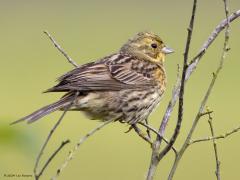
xmin=120 ymin=32 xmax=173 ymax=64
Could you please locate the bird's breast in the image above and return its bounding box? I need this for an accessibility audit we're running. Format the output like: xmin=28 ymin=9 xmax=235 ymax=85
xmin=153 ymin=67 xmax=167 ymax=93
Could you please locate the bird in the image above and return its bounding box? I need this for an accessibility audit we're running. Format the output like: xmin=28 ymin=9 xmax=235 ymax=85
xmin=11 ymin=32 xmax=173 ymax=125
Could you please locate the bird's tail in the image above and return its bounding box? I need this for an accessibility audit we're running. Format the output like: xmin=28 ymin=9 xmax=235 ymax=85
xmin=11 ymin=94 xmax=76 ymax=125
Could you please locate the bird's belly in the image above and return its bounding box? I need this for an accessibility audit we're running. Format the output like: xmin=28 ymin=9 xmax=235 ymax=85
xmin=74 ymin=92 xmax=123 ymax=121
xmin=74 ymin=89 xmax=163 ymax=124
xmin=121 ymin=89 xmax=162 ymax=124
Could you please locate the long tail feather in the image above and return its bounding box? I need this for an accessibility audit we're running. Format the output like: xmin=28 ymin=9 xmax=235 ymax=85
xmin=11 ymin=95 xmax=75 ymax=125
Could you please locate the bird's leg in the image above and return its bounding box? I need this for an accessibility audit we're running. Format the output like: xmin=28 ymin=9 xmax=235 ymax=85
xmin=132 ymin=124 xmax=153 ymax=148
xmin=145 ymin=118 xmax=151 ymax=139
xmin=138 ymin=122 xmax=178 ymax=154
xmin=125 ymin=125 xmax=133 ymax=133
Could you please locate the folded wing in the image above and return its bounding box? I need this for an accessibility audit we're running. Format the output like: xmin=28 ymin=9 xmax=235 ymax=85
xmin=45 ymin=54 xmax=154 ymax=92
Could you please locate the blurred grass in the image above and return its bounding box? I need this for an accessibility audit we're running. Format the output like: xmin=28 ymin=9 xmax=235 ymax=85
xmin=0 ymin=0 xmax=240 ymax=179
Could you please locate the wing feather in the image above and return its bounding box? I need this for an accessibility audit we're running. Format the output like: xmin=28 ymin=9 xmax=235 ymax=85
xmin=45 ymin=54 xmax=154 ymax=92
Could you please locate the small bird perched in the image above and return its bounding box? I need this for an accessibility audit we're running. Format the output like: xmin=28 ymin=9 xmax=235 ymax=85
xmin=12 ymin=32 xmax=173 ymax=125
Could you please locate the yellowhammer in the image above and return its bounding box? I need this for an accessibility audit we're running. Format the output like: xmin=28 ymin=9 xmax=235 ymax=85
xmin=12 ymin=32 xmax=173 ymax=125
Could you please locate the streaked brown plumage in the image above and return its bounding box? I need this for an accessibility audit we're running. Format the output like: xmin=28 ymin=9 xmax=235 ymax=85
xmin=12 ymin=32 xmax=173 ymax=125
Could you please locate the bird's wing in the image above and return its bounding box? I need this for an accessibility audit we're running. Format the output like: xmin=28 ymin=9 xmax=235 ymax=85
xmin=108 ymin=63 xmax=152 ymax=85
xmin=45 ymin=54 xmax=154 ymax=92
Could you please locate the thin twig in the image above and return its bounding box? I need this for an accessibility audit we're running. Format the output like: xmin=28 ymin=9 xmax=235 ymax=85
xmin=52 ymin=120 xmax=113 ymax=180
xmin=199 ymin=110 xmax=214 ymax=117
xmin=37 ymin=140 xmax=70 ymax=179
xmin=156 ymin=64 xmax=181 ymax=147
xmin=157 ymin=64 xmax=181 ymax=143
xmin=207 ymin=113 xmax=221 ymax=180
xmin=44 ymin=31 xmax=78 ymax=68
xmin=34 ymin=92 xmax=78 ymax=180
xmin=190 ymin=125 xmax=240 ymax=144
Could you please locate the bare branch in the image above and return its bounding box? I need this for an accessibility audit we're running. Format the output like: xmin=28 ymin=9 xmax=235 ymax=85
xmin=44 ymin=31 xmax=78 ymax=68
xmin=190 ymin=125 xmax=240 ymax=144
xmin=52 ymin=120 xmax=113 ymax=180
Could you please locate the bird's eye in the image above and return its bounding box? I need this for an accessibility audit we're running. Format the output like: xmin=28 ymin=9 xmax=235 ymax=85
xmin=151 ymin=43 xmax=157 ymax=49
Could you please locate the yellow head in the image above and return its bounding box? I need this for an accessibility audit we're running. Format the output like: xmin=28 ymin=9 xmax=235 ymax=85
xmin=120 ymin=32 xmax=173 ymax=64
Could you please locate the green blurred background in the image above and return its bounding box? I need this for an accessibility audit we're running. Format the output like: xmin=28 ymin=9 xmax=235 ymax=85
xmin=1 ymin=0 xmax=240 ymax=179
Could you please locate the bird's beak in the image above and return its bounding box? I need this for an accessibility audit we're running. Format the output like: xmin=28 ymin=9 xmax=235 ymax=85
xmin=162 ymin=46 xmax=174 ymax=54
